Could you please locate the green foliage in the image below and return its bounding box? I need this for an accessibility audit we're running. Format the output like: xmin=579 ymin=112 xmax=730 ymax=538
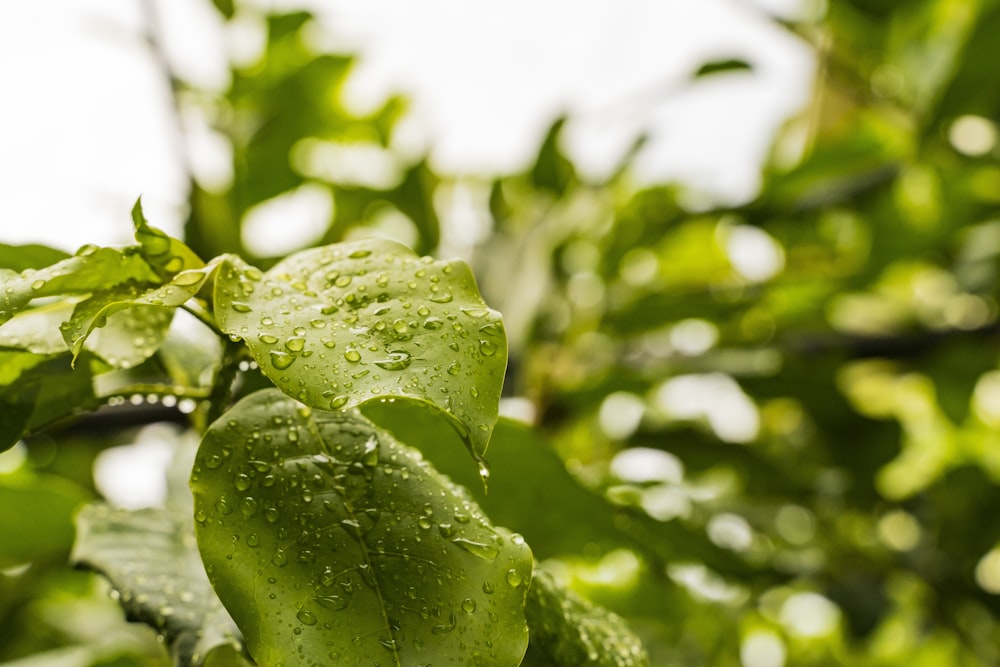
xmin=191 ymin=390 xmax=532 ymax=665
xmin=11 ymin=0 xmax=1000 ymax=665
xmin=71 ymin=504 xmax=248 ymax=667
xmin=213 ymin=237 xmax=506 ymax=462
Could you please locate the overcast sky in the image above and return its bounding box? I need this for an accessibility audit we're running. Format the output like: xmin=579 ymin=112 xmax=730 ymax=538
xmin=0 ymin=0 xmax=815 ymax=252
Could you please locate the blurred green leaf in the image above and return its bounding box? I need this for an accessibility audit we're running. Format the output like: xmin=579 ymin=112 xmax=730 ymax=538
xmin=71 ymin=503 xmax=247 ymax=667
xmin=693 ymin=58 xmax=753 ymax=78
xmin=525 ymin=570 xmax=649 ymax=667
xmin=0 ymin=244 xmax=70 ymax=272
xmin=191 ymin=389 xmax=532 ymax=666
xmin=0 ymin=473 xmax=90 ymax=568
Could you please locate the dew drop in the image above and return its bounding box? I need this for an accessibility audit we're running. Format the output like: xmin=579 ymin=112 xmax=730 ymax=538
xmin=269 ymin=351 xmax=295 ymax=370
xmin=30 ymin=279 xmax=45 ymax=291
xmin=296 ymin=609 xmax=317 ymax=626
xmin=431 ymin=611 xmax=457 ymax=634
xmin=285 ymin=336 xmax=305 ymax=352
xmin=272 ymin=550 xmax=288 ymax=567
xmin=447 ymin=361 xmax=461 ymax=376
xmin=505 ymin=568 xmax=523 ymax=587
xmin=234 ymin=474 xmax=251 ymax=491
xmin=205 ymin=454 xmax=223 ymax=469
xmin=462 ymin=598 xmax=477 ymax=613
xmin=451 ymin=537 xmax=499 ymax=561
xmin=246 ymin=533 xmax=260 ymax=547
xmin=231 ymin=301 xmax=252 ymax=313
xmin=349 ymin=249 xmax=372 ymax=259
xmin=374 ymin=351 xmax=412 ymax=371
xmin=330 ymin=395 xmax=349 ymax=409
xmin=315 ymin=595 xmax=349 ymax=611
xmin=259 ymin=333 xmax=279 ymax=344
xmin=422 ymin=317 xmax=443 ymax=330
xmin=429 ymin=291 xmax=453 ymax=304
xmin=344 ymin=349 xmax=362 ymax=363
xmin=461 ymin=307 xmax=489 ymax=319
xmin=240 ymin=497 xmax=258 ymax=517
xmin=479 ymin=340 xmax=499 ymax=356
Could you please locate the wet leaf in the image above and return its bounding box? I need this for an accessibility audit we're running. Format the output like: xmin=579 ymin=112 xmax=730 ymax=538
xmin=60 ymin=264 xmax=216 ymax=367
xmin=72 ymin=503 xmax=247 ymax=667
xmin=525 ymin=570 xmax=649 ymax=667
xmin=212 ymin=238 xmax=507 ymax=462
xmin=191 ymin=389 xmax=532 ymax=666
xmin=132 ymin=197 xmax=206 ymax=278
xmin=0 ymin=247 xmax=160 ymax=326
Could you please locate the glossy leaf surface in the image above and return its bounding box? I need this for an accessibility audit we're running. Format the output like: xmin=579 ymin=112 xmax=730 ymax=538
xmin=0 ymin=247 xmax=160 ymax=326
xmin=191 ymin=389 xmax=532 ymax=666
xmin=213 ymin=238 xmax=507 ymax=460
xmin=72 ymin=503 xmax=246 ymax=667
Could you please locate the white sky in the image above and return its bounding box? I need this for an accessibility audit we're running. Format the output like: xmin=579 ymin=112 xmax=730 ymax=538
xmin=0 ymin=0 xmax=815 ymax=252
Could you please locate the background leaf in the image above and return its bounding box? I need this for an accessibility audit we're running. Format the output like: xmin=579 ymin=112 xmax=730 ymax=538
xmin=71 ymin=503 xmax=247 ymax=667
xmin=0 ymin=473 xmax=90 ymax=568
xmin=191 ymin=389 xmax=532 ymax=666
xmin=524 ymin=570 xmax=649 ymax=667
xmin=213 ymin=238 xmax=507 ymax=461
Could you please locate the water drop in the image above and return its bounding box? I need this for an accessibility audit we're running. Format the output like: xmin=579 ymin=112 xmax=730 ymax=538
xmin=272 ymin=550 xmax=288 ymax=567
xmin=482 ymin=581 xmax=494 ymax=594
xmin=374 ymin=351 xmax=412 ymax=371
xmin=205 ymin=454 xmax=223 ymax=469
xmin=231 ymin=301 xmax=252 ymax=313
xmin=344 ymin=349 xmax=362 ymax=363
xmin=296 ymin=609 xmax=317 ymax=626
xmin=461 ymin=307 xmax=489 ymax=319
xmin=315 ymin=595 xmax=349 ymax=611
xmin=310 ymin=318 xmax=326 ymax=328
xmin=330 ymin=395 xmax=349 ymax=409
xmin=422 ymin=317 xmax=444 ymax=330
xmin=447 ymin=361 xmax=461 ymax=376
xmin=451 ymin=537 xmax=499 ymax=561
xmin=30 ymin=279 xmax=45 ymax=290
xmin=269 ymin=351 xmax=295 ymax=370
xmin=362 ymin=436 xmax=379 ymax=467
xmin=259 ymin=333 xmax=278 ymax=344
xmin=285 ymin=336 xmax=305 ymax=352
xmin=431 ymin=612 xmax=457 ymax=634
xmin=505 ymin=568 xmax=523 ymax=587
xmin=349 ymin=249 xmax=372 ymax=259
xmin=334 ymin=275 xmax=352 ymax=288
xmin=246 ymin=533 xmax=260 ymax=547
xmin=240 ymin=497 xmax=258 ymax=517
xmin=479 ymin=340 xmax=499 ymax=356
xmin=234 ymin=474 xmax=251 ymax=491
xmin=429 ymin=290 xmax=453 ymax=303
xmin=462 ymin=598 xmax=477 ymax=613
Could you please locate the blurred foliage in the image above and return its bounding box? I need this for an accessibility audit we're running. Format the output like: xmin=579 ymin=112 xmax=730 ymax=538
xmin=6 ymin=0 xmax=1000 ymax=664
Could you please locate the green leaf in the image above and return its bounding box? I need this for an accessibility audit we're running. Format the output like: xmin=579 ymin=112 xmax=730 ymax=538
xmin=71 ymin=503 xmax=247 ymax=667
xmin=363 ymin=401 xmax=628 ymax=560
xmin=60 ymin=265 xmax=216 ymax=367
xmin=0 ymin=351 xmax=98 ymax=451
xmin=132 ymin=198 xmax=206 ymax=278
xmin=693 ymin=58 xmax=753 ymax=78
xmin=191 ymin=389 xmax=532 ymax=666
xmin=0 ymin=247 xmax=160 ymax=326
xmin=0 ymin=243 xmax=70 ymax=271
xmin=212 ymin=238 xmax=507 ymax=462
xmin=0 ymin=300 xmax=76 ymax=355
xmin=525 ymin=570 xmax=649 ymax=667
xmin=0 ymin=473 xmax=90 ymax=567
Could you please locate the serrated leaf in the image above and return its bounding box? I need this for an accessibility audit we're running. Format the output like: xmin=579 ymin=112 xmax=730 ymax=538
xmin=71 ymin=503 xmax=246 ymax=667
xmin=60 ymin=265 xmax=216 ymax=367
xmin=191 ymin=389 xmax=532 ymax=666
xmin=212 ymin=238 xmax=507 ymax=462
xmin=132 ymin=198 xmax=206 ymax=279
xmin=0 ymin=247 xmax=160 ymax=326
xmin=525 ymin=570 xmax=649 ymax=667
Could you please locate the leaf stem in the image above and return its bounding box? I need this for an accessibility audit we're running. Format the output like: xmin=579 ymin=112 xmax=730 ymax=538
xmin=203 ymin=338 xmax=244 ymax=427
